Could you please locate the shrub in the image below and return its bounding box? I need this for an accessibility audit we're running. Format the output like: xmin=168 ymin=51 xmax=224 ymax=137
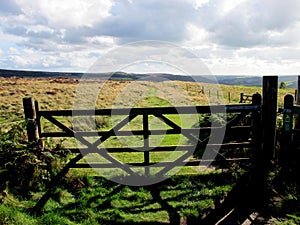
xmin=0 ymin=122 xmax=70 ymax=199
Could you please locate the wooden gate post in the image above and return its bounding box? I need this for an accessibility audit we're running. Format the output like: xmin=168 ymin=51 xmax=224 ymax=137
xmin=23 ymin=97 xmax=39 ymax=142
xmin=294 ymin=76 xmax=300 ymax=127
xmin=252 ymin=76 xmax=278 ymax=209
xmin=281 ymin=94 xmax=294 ymax=164
xmin=262 ymin=76 xmax=278 ymax=162
xmin=239 ymin=93 xmax=244 ymax=103
xmin=251 ymin=93 xmax=262 ymax=161
xmin=293 ymin=76 xmax=300 ymax=148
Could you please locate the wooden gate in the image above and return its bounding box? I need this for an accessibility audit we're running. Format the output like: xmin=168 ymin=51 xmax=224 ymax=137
xmin=22 ymin=76 xmax=280 ymax=215
xmin=23 ymin=95 xmax=261 ymax=175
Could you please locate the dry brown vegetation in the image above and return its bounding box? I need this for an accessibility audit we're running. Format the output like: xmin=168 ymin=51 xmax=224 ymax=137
xmin=0 ymin=76 xmax=294 ymax=125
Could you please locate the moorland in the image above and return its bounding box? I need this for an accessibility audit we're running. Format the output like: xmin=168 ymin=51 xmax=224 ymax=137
xmin=0 ymin=74 xmax=299 ymax=224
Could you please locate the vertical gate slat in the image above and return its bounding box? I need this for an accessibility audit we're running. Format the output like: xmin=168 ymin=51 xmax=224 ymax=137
xmin=143 ymin=113 xmax=150 ymax=176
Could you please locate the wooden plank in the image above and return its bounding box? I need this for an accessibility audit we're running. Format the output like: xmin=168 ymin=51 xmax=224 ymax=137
xmin=59 ymin=142 xmax=251 ymax=154
xmin=40 ymin=126 xmax=252 ymax=138
xmin=292 ymin=105 xmax=300 ymax=114
xmin=251 ymin=93 xmax=262 ymax=161
xmin=73 ymin=158 xmax=250 ymax=168
xmin=38 ymin=104 xmax=260 ymax=117
xmin=143 ymin=114 xmax=150 ymax=176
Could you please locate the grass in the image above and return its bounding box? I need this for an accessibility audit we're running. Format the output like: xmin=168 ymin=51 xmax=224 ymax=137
xmin=0 ymin=173 xmax=236 ymax=224
xmin=0 ymin=76 xmax=298 ymax=224
xmin=0 ymin=77 xmax=294 ymax=121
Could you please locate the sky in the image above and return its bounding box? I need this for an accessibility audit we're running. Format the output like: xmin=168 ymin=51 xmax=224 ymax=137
xmin=0 ymin=0 xmax=300 ymax=75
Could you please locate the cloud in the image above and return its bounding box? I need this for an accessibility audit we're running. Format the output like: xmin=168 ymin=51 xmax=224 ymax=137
xmin=95 ymin=0 xmax=196 ymax=42
xmin=15 ymin=0 xmax=113 ymax=28
xmin=1 ymin=0 xmax=199 ymax=52
xmin=0 ymin=0 xmax=22 ymax=15
xmin=196 ymin=0 xmax=300 ymax=48
xmin=0 ymin=0 xmax=299 ymax=74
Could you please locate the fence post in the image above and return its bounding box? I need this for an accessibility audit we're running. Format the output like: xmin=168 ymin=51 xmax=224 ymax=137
xmin=23 ymin=97 xmax=39 ymax=142
xmin=253 ymin=76 xmax=278 ymax=209
xmin=251 ymin=93 xmax=262 ymax=161
xmin=240 ymin=93 xmax=244 ymax=103
xmin=293 ymin=76 xmax=300 ymax=148
xmin=262 ymin=76 xmax=278 ymax=161
xmin=294 ymin=76 xmax=300 ymax=126
xmin=280 ymin=94 xmax=294 ymax=164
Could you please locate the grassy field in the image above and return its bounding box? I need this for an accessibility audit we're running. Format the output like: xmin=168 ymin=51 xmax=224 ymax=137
xmin=0 ymin=76 xmax=298 ymax=224
xmin=0 ymin=76 xmax=294 ymax=122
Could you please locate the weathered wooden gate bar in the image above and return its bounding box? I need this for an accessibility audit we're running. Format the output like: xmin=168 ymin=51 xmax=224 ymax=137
xmin=38 ymin=104 xmax=260 ymax=117
xmin=74 ymin=158 xmax=251 ymax=169
xmin=41 ymin=126 xmax=251 ymax=138
xmin=64 ymin=142 xmax=251 ymax=154
xmin=143 ymin=113 xmax=150 ymax=176
xmin=291 ymin=105 xmax=300 ymax=114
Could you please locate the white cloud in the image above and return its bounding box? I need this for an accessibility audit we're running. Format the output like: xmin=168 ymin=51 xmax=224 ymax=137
xmin=16 ymin=0 xmax=113 ymax=28
xmin=8 ymin=47 xmax=19 ymax=54
xmin=184 ymin=23 xmax=211 ymax=47
xmin=218 ymin=0 xmax=248 ymax=15
xmin=85 ymin=36 xmax=115 ymax=44
xmin=0 ymin=0 xmax=299 ymax=74
xmin=195 ymin=0 xmax=300 ymax=48
xmin=10 ymin=55 xmax=30 ymax=66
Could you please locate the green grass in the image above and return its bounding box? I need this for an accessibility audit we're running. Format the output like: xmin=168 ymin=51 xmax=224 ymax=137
xmin=0 ymin=173 xmax=237 ymax=224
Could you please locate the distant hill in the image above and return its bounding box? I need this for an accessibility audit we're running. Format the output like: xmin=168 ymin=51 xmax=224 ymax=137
xmin=0 ymin=69 xmax=298 ymax=88
xmin=213 ymin=75 xmax=298 ymax=88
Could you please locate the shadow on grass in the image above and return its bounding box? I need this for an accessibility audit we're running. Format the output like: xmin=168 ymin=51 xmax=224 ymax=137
xmin=43 ymin=172 xmax=237 ymax=224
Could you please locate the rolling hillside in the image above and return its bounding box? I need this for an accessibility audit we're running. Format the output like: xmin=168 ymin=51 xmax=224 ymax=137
xmin=0 ymin=68 xmax=298 ymax=87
